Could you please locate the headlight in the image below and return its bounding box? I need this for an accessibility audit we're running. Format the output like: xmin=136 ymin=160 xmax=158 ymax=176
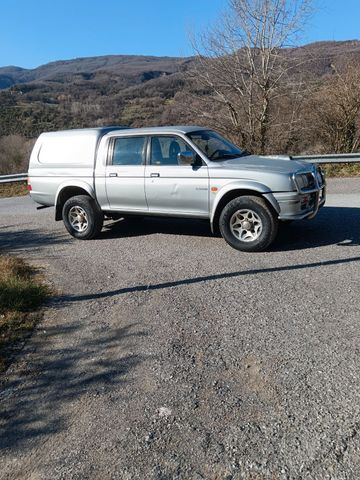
xmin=294 ymin=172 xmax=316 ymax=191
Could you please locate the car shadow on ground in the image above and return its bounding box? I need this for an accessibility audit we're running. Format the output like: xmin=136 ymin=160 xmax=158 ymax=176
xmin=56 ymin=254 xmax=360 ymax=305
xmin=101 ymin=216 xmax=213 ymax=239
xmin=273 ymin=206 xmax=360 ymax=251
xmin=99 ymin=207 xmax=360 ymax=251
xmin=0 ymin=227 xmax=70 ymax=254
xmin=0 ymin=321 xmax=146 ymax=451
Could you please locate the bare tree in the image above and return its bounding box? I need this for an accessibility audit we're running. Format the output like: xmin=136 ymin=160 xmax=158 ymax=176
xmin=191 ymin=0 xmax=312 ymax=154
xmin=310 ymin=63 xmax=360 ymax=153
xmin=0 ymin=135 xmax=34 ymax=174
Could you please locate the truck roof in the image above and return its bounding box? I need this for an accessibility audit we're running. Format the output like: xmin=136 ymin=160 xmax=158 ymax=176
xmin=40 ymin=125 xmax=209 ymax=136
xmin=40 ymin=126 xmax=128 ymax=136
xmin=113 ymin=125 xmax=208 ymax=135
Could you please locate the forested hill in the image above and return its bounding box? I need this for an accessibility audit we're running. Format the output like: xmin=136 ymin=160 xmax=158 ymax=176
xmin=0 ymin=55 xmax=191 ymax=90
xmin=0 ymin=53 xmax=194 ymax=140
xmin=1 ymin=40 xmax=360 ymax=89
xmin=1 ymin=41 xmax=360 ymax=136
xmin=1 ymin=40 xmax=360 ymax=174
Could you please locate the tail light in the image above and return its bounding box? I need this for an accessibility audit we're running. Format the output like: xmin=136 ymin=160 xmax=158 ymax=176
xmin=27 ymin=179 xmax=32 ymax=191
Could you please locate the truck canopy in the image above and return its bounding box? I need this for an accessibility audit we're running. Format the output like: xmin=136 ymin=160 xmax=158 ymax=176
xmin=30 ymin=127 xmax=128 ymax=167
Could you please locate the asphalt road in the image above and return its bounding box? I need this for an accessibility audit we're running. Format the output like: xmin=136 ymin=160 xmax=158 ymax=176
xmin=0 ymin=178 xmax=359 ymax=480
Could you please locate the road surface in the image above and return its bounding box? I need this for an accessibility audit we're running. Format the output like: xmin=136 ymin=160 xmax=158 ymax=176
xmin=0 ymin=178 xmax=359 ymax=479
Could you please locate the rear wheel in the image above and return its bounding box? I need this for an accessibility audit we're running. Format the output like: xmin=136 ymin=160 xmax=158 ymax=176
xmin=219 ymin=196 xmax=278 ymax=252
xmin=62 ymin=195 xmax=103 ymax=240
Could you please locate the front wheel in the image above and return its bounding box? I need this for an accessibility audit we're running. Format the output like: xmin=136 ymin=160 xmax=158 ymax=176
xmin=219 ymin=196 xmax=278 ymax=252
xmin=62 ymin=195 xmax=104 ymax=240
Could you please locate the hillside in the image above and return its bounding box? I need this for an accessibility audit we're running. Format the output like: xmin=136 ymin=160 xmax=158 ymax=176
xmin=1 ymin=40 xmax=360 ymax=174
xmin=1 ymin=40 xmax=360 ymax=89
xmin=0 ymin=55 xmax=193 ymax=90
xmin=0 ymin=52 xmax=198 ymax=140
xmin=0 ymin=42 xmax=360 ymax=128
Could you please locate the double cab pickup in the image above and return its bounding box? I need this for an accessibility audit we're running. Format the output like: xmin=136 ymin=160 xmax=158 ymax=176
xmin=28 ymin=126 xmax=326 ymax=252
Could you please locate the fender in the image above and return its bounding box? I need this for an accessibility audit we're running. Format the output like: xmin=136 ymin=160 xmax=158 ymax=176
xmin=55 ymin=180 xmax=96 ymax=220
xmin=210 ymin=180 xmax=280 ymax=228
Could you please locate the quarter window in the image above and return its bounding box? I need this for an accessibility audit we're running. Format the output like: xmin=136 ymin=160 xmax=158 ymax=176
xmin=112 ymin=136 xmax=146 ymax=166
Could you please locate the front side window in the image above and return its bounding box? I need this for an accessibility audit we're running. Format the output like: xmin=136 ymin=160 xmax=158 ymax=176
xmin=186 ymin=130 xmax=246 ymax=161
xmin=112 ymin=136 xmax=146 ymax=166
xmin=150 ymin=136 xmax=194 ymax=166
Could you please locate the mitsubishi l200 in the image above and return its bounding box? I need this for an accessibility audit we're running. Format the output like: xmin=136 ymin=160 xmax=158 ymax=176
xmin=28 ymin=126 xmax=326 ymax=252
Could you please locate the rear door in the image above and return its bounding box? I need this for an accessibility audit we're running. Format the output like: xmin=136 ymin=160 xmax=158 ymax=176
xmin=105 ymin=135 xmax=148 ymax=211
xmin=145 ymin=135 xmax=209 ymax=216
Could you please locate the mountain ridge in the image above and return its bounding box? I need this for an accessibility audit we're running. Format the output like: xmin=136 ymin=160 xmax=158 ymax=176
xmin=1 ymin=39 xmax=360 ymax=77
xmin=0 ymin=54 xmax=191 ymax=90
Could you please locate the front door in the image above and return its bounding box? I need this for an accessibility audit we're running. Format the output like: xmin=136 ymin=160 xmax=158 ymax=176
xmin=145 ymin=135 xmax=209 ymax=216
xmin=105 ymin=135 xmax=148 ymax=211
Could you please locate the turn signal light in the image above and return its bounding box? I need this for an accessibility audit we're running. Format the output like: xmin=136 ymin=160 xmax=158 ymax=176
xmin=300 ymin=195 xmax=309 ymax=206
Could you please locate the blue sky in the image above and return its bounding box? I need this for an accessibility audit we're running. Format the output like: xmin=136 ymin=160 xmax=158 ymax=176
xmin=0 ymin=0 xmax=359 ymax=69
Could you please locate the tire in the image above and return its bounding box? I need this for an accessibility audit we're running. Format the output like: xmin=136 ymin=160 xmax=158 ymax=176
xmin=62 ymin=195 xmax=104 ymax=240
xmin=219 ymin=196 xmax=278 ymax=252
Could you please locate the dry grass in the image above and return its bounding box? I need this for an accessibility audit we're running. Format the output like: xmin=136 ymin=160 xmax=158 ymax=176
xmin=323 ymin=163 xmax=360 ymax=177
xmin=0 ymin=256 xmax=49 ymax=372
xmin=0 ymin=182 xmax=28 ymax=198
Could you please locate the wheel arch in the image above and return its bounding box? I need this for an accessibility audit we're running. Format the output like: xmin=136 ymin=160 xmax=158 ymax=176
xmin=55 ymin=182 xmax=95 ymax=221
xmin=210 ymin=183 xmax=280 ymax=233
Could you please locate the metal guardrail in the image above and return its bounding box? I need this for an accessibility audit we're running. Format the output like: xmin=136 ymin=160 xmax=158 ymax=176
xmin=0 ymin=153 xmax=360 ymax=184
xmin=0 ymin=173 xmax=27 ymax=184
xmin=292 ymin=153 xmax=360 ymax=164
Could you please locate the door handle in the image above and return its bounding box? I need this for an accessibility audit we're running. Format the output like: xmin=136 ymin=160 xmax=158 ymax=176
xmin=150 ymin=173 xmax=160 ymax=178
xmin=109 ymin=173 xmax=118 ymax=177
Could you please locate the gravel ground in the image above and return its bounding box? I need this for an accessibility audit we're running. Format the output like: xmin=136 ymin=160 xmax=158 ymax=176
xmin=0 ymin=178 xmax=359 ymax=480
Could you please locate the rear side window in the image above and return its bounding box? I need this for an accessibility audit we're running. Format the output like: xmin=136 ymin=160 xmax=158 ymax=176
xmin=112 ymin=136 xmax=146 ymax=166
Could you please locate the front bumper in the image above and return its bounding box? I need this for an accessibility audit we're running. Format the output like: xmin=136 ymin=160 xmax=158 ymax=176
xmin=275 ymin=185 xmax=326 ymax=221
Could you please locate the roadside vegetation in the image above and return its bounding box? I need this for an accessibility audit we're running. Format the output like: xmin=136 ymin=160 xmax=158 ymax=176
xmin=0 ymin=256 xmax=49 ymax=371
xmin=323 ymin=164 xmax=360 ymax=177
xmin=0 ymin=182 xmax=28 ymax=198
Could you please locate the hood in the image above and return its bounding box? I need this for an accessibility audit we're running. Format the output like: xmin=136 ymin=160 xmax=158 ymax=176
xmin=211 ymin=154 xmax=311 ymax=175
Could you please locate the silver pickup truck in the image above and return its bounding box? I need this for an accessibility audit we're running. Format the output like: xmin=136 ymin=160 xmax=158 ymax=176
xmin=28 ymin=126 xmax=325 ymax=252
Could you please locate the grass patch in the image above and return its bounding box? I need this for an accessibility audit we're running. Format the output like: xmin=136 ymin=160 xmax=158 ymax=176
xmin=0 ymin=256 xmax=49 ymax=372
xmin=0 ymin=182 xmax=28 ymax=198
xmin=322 ymin=163 xmax=360 ymax=177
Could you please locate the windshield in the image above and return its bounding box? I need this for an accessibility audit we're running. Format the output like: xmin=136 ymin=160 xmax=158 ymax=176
xmin=186 ymin=130 xmax=247 ymax=161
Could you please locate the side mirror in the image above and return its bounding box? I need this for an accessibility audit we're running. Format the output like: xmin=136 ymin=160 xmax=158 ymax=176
xmin=178 ymin=151 xmax=196 ymax=166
